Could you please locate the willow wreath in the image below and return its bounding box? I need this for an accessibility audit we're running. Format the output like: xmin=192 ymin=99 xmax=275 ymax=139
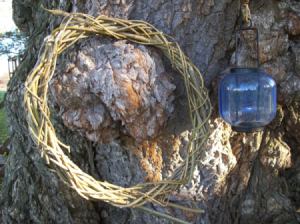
xmin=24 ymin=8 xmax=211 ymax=223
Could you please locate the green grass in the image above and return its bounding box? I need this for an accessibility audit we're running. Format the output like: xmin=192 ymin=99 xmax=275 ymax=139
xmin=0 ymin=91 xmax=8 ymax=144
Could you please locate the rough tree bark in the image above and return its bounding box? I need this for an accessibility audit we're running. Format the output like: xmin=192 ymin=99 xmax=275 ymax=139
xmin=1 ymin=0 xmax=300 ymax=223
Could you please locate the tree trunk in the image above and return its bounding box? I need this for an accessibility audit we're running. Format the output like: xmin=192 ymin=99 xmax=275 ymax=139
xmin=1 ymin=0 xmax=300 ymax=223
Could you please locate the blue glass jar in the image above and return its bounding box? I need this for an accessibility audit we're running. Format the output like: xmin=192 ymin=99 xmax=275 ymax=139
xmin=219 ymin=68 xmax=277 ymax=132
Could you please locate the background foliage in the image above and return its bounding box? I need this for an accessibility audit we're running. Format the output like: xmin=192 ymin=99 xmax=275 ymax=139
xmin=0 ymin=29 xmax=26 ymax=55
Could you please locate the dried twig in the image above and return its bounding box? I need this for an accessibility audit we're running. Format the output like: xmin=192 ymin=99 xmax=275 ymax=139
xmin=24 ymin=9 xmax=211 ymax=223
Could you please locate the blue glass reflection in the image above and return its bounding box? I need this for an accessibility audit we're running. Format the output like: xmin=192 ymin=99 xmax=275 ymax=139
xmin=219 ymin=68 xmax=277 ymax=132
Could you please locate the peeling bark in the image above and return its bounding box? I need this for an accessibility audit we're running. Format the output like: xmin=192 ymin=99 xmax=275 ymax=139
xmin=50 ymin=38 xmax=175 ymax=143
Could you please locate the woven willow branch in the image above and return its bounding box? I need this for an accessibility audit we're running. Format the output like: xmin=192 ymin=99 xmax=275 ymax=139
xmin=24 ymin=9 xmax=211 ymax=222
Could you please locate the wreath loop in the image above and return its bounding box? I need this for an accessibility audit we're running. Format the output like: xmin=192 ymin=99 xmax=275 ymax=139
xmin=24 ymin=9 xmax=211 ymax=223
